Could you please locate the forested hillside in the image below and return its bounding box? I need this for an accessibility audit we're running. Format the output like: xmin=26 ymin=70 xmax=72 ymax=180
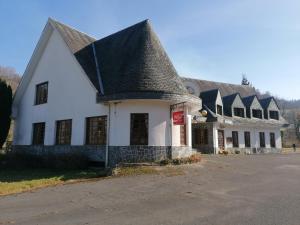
xmin=0 ymin=66 xmax=21 ymax=93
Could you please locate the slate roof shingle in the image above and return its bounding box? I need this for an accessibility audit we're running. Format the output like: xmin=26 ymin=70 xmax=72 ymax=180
xmin=51 ymin=18 xmax=193 ymax=102
xmin=183 ymin=77 xmax=257 ymax=97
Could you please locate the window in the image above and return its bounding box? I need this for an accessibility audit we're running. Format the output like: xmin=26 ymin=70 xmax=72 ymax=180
xmin=232 ymin=131 xmax=239 ymax=147
xmin=233 ymin=108 xmax=245 ymax=117
xmin=32 ymin=122 xmax=45 ymax=145
xmin=269 ymin=110 xmax=279 ymax=120
xmin=86 ymin=116 xmax=107 ymax=145
xmin=252 ymin=109 xmax=262 ymax=119
xmin=193 ymin=128 xmax=208 ymax=145
xmin=270 ymin=132 xmax=276 ymax=148
xmin=35 ymin=82 xmax=48 ymax=105
xmin=217 ymin=105 xmax=223 ymax=115
xmin=259 ymin=132 xmax=265 ymax=147
xmin=130 ymin=113 xmax=148 ymax=145
xmin=180 ymin=125 xmax=187 ymax=146
xmin=56 ymin=119 xmax=72 ymax=145
xmin=244 ymin=131 xmax=251 ymax=148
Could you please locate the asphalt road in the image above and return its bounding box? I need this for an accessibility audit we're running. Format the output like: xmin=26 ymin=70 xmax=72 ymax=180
xmin=1 ymin=154 xmax=300 ymax=225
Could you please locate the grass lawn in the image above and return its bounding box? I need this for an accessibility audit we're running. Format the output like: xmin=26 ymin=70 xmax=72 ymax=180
xmin=0 ymin=169 xmax=106 ymax=196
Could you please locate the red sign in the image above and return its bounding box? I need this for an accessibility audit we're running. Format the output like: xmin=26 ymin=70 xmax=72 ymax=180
xmin=173 ymin=111 xmax=185 ymax=125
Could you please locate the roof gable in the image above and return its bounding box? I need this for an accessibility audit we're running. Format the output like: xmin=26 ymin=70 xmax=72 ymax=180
xmin=200 ymin=89 xmax=219 ymax=103
xmin=259 ymin=97 xmax=280 ymax=110
xmin=49 ymin=18 xmax=96 ymax=53
xmin=75 ymin=20 xmax=188 ymax=98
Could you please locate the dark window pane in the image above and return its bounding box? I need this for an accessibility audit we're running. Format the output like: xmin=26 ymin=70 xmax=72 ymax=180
xmin=244 ymin=131 xmax=251 ymax=147
xmin=32 ymin=123 xmax=45 ymax=145
xmin=259 ymin=132 xmax=265 ymax=147
xmin=252 ymin=109 xmax=262 ymax=119
xmin=269 ymin=111 xmax=279 ymax=120
xmin=35 ymin=82 xmax=48 ymax=105
xmin=86 ymin=116 xmax=107 ymax=145
xmin=217 ymin=105 xmax=223 ymax=115
xmin=270 ymin=132 xmax=276 ymax=148
xmin=130 ymin=114 xmax=148 ymax=145
xmin=232 ymin=131 xmax=239 ymax=147
xmin=234 ymin=108 xmax=244 ymax=117
xmin=56 ymin=119 xmax=72 ymax=145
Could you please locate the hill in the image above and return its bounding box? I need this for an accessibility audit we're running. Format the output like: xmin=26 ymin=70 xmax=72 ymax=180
xmin=0 ymin=66 xmax=21 ymax=93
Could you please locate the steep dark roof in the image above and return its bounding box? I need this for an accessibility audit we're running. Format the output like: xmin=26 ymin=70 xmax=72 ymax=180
xmin=74 ymin=20 xmax=189 ymax=100
xmin=182 ymin=78 xmax=257 ymax=97
xmin=222 ymin=93 xmax=239 ymax=106
xmin=200 ymin=89 xmax=219 ymax=103
xmin=50 ymin=18 xmax=96 ymax=53
xmin=242 ymin=95 xmax=256 ymax=107
xmin=259 ymin=97 xmax=273 ymax=109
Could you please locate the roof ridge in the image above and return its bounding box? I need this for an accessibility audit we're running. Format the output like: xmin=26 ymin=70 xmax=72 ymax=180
xmin=182 ymin=77 xmax=255 ymax=89
xmin=97 ymin=19 xmax=150 ymax=42
xmin=48 ymin=17 xmax=97 ymax=41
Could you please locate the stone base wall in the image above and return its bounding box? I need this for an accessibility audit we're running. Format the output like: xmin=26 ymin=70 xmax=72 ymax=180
xmin=226 ymin=147 xmax=282 ymax=154
xmin=12 ymin=145 xmax=107 ymax=161
xmin=12 ymin=145 xmax=197 ymax=167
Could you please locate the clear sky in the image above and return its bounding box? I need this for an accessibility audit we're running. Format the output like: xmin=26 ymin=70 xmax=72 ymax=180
xmin=0 ymin=0 xmax=299 ymax=99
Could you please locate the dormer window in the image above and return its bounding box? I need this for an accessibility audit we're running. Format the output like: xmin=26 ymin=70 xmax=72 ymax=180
xmin=269 ymin=110 xmax=279 ymax=120
xmin=35 ymin=82 xmax=48 ymax=105
xmin=233 ymin=107 xmax=244 ymax=117
xmin=252 ymin=109 xmax=262 ymax=119
xmin=217 ymin=105 xmax=223 ymax=115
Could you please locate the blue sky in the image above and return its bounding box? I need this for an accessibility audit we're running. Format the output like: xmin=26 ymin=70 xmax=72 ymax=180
xmin=0 ymin=0 xmax=299 ymax=99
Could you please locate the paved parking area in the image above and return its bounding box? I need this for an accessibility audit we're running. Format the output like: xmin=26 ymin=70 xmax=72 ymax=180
xmin=1 ymin=154 xmax=300 ymax=225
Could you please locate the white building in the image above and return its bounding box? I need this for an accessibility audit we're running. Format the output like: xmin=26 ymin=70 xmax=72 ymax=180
xmin=12 ymin=19 xmax=287 ymax=166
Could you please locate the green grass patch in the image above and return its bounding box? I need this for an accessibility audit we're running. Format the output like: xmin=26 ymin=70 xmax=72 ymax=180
xmin=0 ymin=169 xmax=106 ymax=196
xmin=113 ymin=166 xmax=160 ymax=176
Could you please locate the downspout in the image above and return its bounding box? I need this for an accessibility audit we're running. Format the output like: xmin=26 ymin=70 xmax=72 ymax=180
xmin=170 ymin=105 xmax=173 ymax=159
xmin=105 ymin=103 xmax=111 ymax=168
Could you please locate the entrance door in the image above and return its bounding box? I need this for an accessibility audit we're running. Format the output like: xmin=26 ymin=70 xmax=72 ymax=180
xmin=218 ymin=130 xmax=225 ymax=150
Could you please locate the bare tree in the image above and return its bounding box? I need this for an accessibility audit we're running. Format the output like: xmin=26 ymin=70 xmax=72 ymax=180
xmin=0 ymin=66 xmax=21 ymax=93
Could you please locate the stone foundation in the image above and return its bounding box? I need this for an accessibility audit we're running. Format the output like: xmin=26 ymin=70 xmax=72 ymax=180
xmin=12 ymin=145 xmax=197 ymax=167
xmin=226 ymin=147 xmax=282 ymax=154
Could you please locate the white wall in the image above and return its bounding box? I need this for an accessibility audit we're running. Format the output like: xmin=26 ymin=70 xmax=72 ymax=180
xmin=108 ymin=100 xmax=171 ymax=146
xmin=14 ymin=29 xmax=108 ymax=145
xmin=219 ymin=126 xmax=282 ymax=149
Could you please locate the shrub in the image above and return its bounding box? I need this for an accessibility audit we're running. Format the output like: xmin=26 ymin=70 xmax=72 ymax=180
xmin=172 ymin=158 xmax=181 ymax=165
xmin=235 ymin=150 xmax=241 ymax=154
xmin=159 ymin=159 xmax=171 ymax=166
xmin=188 ymin=153 xmax=202 ymax=163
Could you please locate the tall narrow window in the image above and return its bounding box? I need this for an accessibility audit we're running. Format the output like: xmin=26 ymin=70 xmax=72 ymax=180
xmin=259 ymin=132 xmax=265 ymax=147
xmin=86 ymin=116 xmax=107 ymax=145
xmin=32 ymin=122 xmax=45 ymax=145
xmin=270 ymin=132 xmax=276 ymax=148
xmin=233 ymin=108 xmax=245 ymax=117
xmin=269 ymin=111 xmax=279 ymax=120
xmin=244 ymin=131 xmax=251 ymax=148
xmin=217 ymin=105 xmax=223 ymax=115
xmin=193 ymin=128 xmax=208 ymax=146
xmin=35 ymin=82 xmax=48 ymax=105
xmin=232 ymin=131 xmax=239 ymax=147
xmin=56 ymin=119 xmax=72 ymax=145
xmin=130 ymin=113 xmax=148 ymax=145
xmin=180 ymin=125 xmax=187 ymax=146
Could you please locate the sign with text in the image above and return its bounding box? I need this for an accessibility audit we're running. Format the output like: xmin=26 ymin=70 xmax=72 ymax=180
xmin=173 ymin=111 xmax=185 ymax=125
